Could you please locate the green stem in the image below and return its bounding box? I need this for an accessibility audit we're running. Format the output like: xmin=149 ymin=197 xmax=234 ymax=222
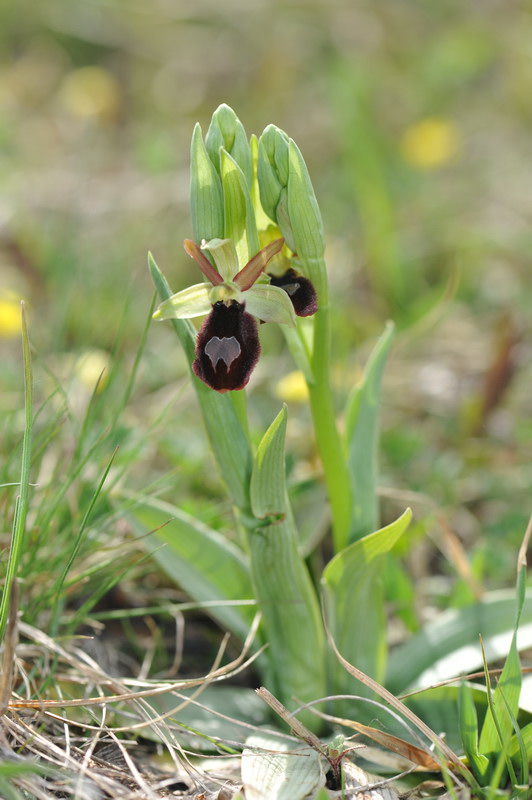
xmin=307 ymin=277 xmax=352 ymax=552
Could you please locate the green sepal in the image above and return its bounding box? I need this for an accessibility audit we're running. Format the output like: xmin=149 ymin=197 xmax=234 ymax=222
xmin=221 ymin=149 xmax=260 ymax=268
xmin=190 ymin=123 xmax=224 ymax=243
xmin=250 ymin=134 xmax=273 ymax=230
xmin=201 ymin=238 xmax=239 ymax=282
xmin=153 ymin=283 xmax=211 ymax=320
xmin=244 ymin=284 xmax=296 ymax=327
xmin=205 ymin=103 xmax=253 ymax=188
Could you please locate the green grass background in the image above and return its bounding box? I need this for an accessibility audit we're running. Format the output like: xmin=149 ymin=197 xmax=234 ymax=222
xmin=1 ymin=0 xmax=532 ymax=647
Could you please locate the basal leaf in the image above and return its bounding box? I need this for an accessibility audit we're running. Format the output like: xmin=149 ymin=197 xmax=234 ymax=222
xmin=344 ymin=321 xmax=395 ymax=542
xmin=322 ymin=508 xmax=411 ymax=702
xmin=124 ymin=493 xmax=255 ymax=642
xmin=387 ymin=590 xmax=532 ymax=695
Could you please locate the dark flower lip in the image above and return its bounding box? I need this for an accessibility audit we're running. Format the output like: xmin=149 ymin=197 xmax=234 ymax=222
xmin=192 ymin=300 xmax=260 ymax=392
xmin=268 ymin=268 xmax=317 ymax=317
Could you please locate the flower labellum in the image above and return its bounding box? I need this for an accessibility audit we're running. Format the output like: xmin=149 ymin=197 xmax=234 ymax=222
xmin=269 ymin=268 xmax=317 ymax=317
xmin=192 ymin=300 xmax=260 ymax=392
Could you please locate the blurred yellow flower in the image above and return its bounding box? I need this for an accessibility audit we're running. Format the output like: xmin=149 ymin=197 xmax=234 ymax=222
xmin=275 ymin=370 xmax=309 ymax=403
xmin=75 ymin=350 xmax=111 ymax=392
xmin=401 ymin=117 xmax=460 ymax=169
xmin=0 ymin=292 xmax=22 ymax=339
xmin=59 ymin=66 xmax=121 ymax=121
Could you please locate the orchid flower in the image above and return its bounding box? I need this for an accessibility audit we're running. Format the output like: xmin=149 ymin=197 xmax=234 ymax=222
xmin=153 ymin=237 xmax=300 ymax=392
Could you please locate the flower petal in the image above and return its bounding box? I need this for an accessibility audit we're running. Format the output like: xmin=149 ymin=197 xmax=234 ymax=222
xmin=153 ymin=283 xmax=212 ymax=320
xmin=192 ymin=301 xmax=260 ymax=392
xmin=233 ymin=237 xmax=285 ymax=291
xmin=268 ymin=268 xmax=317 ymax=317
xmin=201 ymin=238 xmax=239 ymax=282
xmin=183 ymin=239 xmax=223 ymax=286
xmin=244 ymin=284 xmax=296 ymax=327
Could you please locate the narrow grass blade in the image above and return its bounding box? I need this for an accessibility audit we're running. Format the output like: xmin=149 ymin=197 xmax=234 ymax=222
xmin=0 ymin=304 xmax=33 ymax=643
xmin=458 ymin=682 xmax=490 ymax=782
xmin=148 ymin=253 xmax=253 ymax=510
xmin=478 ymin=515 xmax=531 ymax=768
xmin=125 ymin=494 xmax=256 ymax=642
xmin=327 ymin=637 xmax=476 ymax=785
xmin=48 ymin=448 xmax=119 ymax=636
xmin=322 ymin=509 xmax=411 ymax=705
xmin=479 ymin=636 xmax=518 ymax=786
xmin=508 ymin=722 xmax=532 ymax=764
xmin=498 ymin=676 xmax=529 ymax=787
xmin=242 ymin=733 xmax=324 ymax=800
xmin=344 ymin=321 xmax=395 ymax=542
xmin=248 ymin=407 xmax=326 ymax=727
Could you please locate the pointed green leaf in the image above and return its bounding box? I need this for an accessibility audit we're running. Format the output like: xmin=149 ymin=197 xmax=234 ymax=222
xmin=479 ymin=629 xmax=522 ymax=761
xmin=221 ymin=149 xmax=260 ymax=268
xmin=459 ymin=682 xmax=490 ymax=781
xmin=322 ymin=508 xmax=412 ymax=700
xmin=124 ymin=494 xmax=255 ymax=642
xmin=250 ymin=406 xmax=289 ymax=519
xmin=244 ymin=284 xmax=296 ymax=327
xmin=153 ymin=283 xmax=211 ymax=320
xmin=508 ymin=722 xmax=532 ymax=764
xmin=201 ymin=238 xmax=239 ymax=282
xmin=248 ymin=408 xmax=326 ymax=727
xmin=205 ymin=103 xmax=253 ymax=188
xmin=190 ymin=123 xmax=224 ymax=243
xmin=345 ymin=321 xmax=395 ymax=541
xmin=242 ymin=733 xmax=324 ymax=800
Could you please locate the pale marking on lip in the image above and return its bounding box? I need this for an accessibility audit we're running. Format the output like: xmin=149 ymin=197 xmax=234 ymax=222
xmin=205 ymin=336 xmax=241 ymax=369
xmin=282 ymin=282 xmax=300 ymax=296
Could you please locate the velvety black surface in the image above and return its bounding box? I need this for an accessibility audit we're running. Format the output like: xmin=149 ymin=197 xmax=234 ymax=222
xmin=192 ymin=301 xmax=260 ymax=392
xmin=268 ymin=268 xmax=318 ymax=317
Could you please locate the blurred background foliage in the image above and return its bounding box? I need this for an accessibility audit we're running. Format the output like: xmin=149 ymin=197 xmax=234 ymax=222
xmin=1 ymin=0 xmax=532 ymax=618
